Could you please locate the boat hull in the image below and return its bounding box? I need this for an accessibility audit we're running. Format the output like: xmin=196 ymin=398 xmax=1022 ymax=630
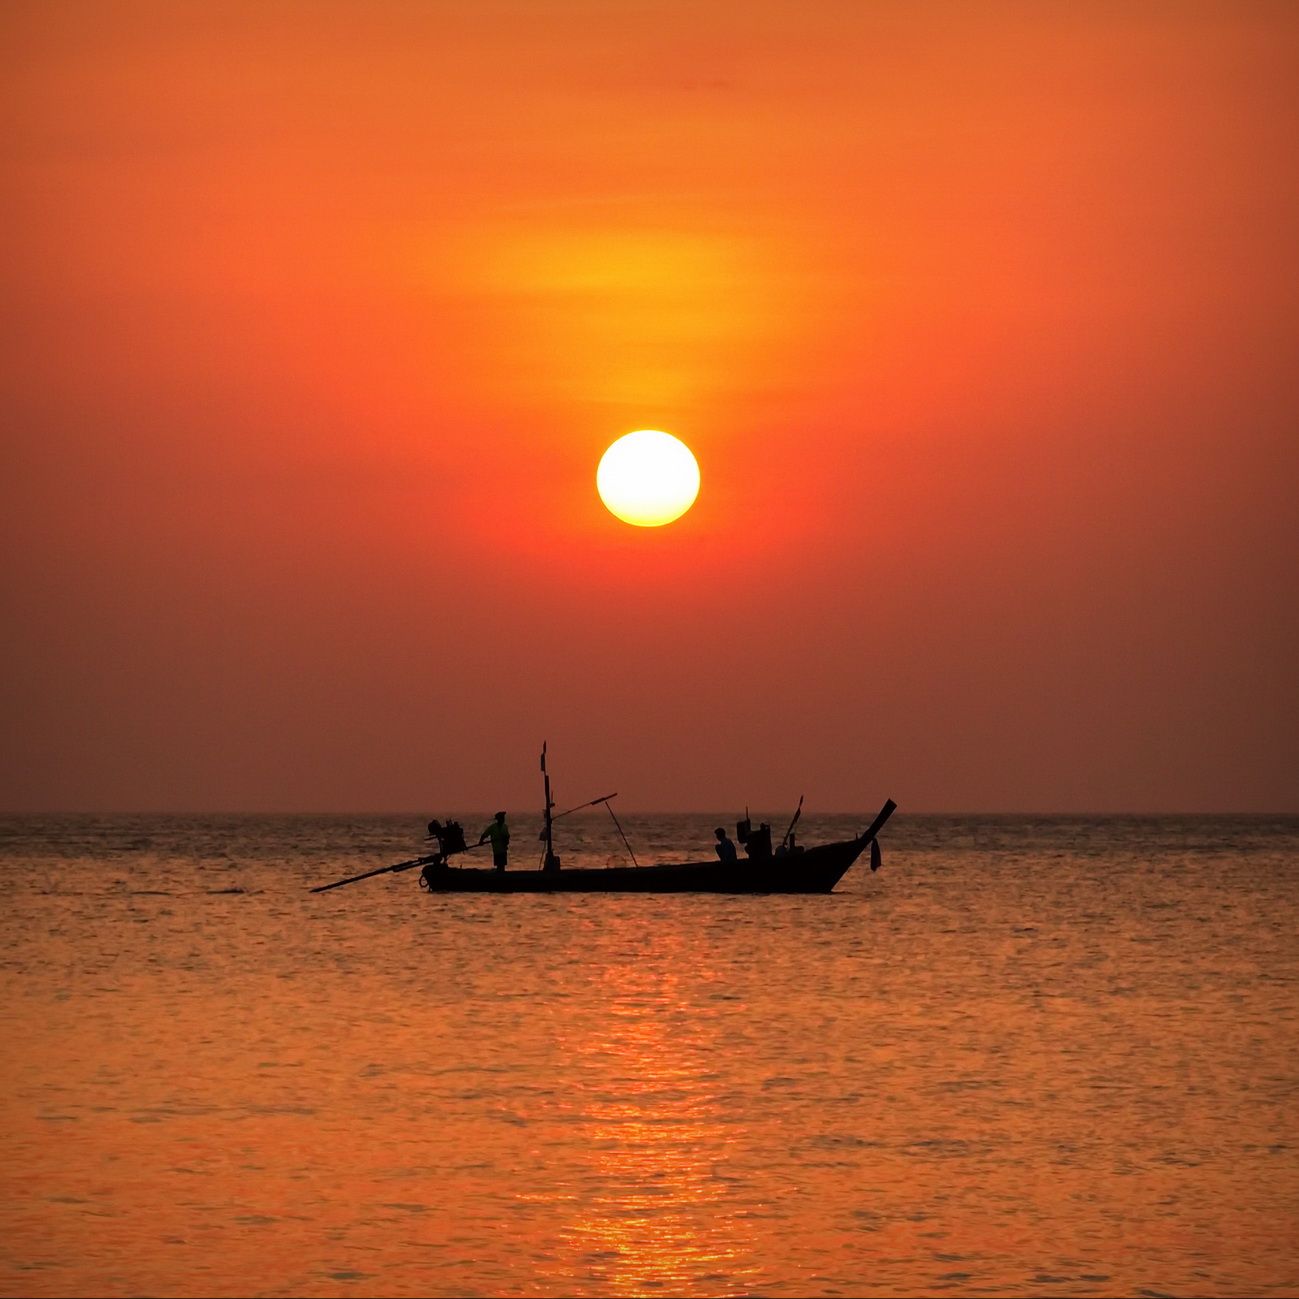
xmin=421 ymin=835 xmax=871 ymax=894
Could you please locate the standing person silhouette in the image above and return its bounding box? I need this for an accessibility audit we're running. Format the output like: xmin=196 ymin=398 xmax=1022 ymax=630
xmin=479 ymin=812 xmax=510 ymax=871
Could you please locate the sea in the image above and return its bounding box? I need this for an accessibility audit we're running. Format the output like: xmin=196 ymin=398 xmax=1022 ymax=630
xmin=1 ymin=813 xmax=1296 ymax=1298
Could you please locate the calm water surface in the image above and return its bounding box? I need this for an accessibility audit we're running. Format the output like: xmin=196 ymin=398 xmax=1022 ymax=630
xmin=1 ymin=814 xmax=1296 ymax=1297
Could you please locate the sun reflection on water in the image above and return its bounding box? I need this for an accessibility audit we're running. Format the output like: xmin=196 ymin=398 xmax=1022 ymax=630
xmin=530 ymin=917 xmax=762 ymax=1298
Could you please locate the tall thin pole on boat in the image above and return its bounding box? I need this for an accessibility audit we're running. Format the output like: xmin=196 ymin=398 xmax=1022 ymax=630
xmin=779 ymin=795 xmax=804 ymax=853
xmin=541 ymin=741 xmax=559 ymax=871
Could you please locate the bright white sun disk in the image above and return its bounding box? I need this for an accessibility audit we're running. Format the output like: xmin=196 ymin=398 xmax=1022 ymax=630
xmin=597 ymin=430 xmax=700 ymax=527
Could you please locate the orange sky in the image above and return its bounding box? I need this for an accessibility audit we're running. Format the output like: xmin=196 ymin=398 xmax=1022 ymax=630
xmin=1 ymin=0 xmax=1295 ymax=811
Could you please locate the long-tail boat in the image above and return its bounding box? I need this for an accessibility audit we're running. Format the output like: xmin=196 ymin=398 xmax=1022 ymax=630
xmin=310 ymin=744 xmax=895 ymax=897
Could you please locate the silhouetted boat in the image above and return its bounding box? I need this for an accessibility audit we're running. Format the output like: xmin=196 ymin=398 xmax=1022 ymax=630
xmin=309 ymin=744 xmax=895 ymax=897
xmin=417 ymin=810 xmax=895 ymax=894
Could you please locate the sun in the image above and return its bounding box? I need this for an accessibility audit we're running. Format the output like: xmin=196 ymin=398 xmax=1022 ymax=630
xmin=596 ymin=430 xmax=700 ymax=527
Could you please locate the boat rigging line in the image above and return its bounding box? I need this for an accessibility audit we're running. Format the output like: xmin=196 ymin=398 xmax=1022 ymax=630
xmin=538 ymin=743 xmax=639 ymax=868
xmin=603 ymin=799 xmax=638 ymax=867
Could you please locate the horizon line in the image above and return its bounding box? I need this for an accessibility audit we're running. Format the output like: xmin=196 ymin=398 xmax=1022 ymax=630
xmin=2 ymin=808 xmax=1296 ymax=819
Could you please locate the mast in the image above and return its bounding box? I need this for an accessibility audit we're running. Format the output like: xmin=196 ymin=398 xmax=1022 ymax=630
xmin=541 ymin=741 xmax=559 ymax=871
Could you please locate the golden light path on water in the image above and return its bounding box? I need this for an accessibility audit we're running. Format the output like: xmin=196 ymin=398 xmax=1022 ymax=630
xmin=534 ymin=919 xmax=760 ymax=1297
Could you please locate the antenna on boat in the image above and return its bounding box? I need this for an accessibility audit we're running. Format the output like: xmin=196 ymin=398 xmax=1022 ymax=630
xmin=779 ymin=795 xmax=804 ymax=853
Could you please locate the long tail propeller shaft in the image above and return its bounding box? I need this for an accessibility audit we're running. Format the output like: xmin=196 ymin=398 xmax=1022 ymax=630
xmin=310 ymin=841 xmax=487 ymax=893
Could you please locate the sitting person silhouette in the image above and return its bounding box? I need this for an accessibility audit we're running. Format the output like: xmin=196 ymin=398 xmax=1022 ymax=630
xmin=714 ymin=827 xmax=738 ymax=863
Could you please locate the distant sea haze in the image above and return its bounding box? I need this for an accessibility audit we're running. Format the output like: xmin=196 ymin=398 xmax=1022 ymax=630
xmin=2 ymin=813 xmax=1295 ymax=1297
